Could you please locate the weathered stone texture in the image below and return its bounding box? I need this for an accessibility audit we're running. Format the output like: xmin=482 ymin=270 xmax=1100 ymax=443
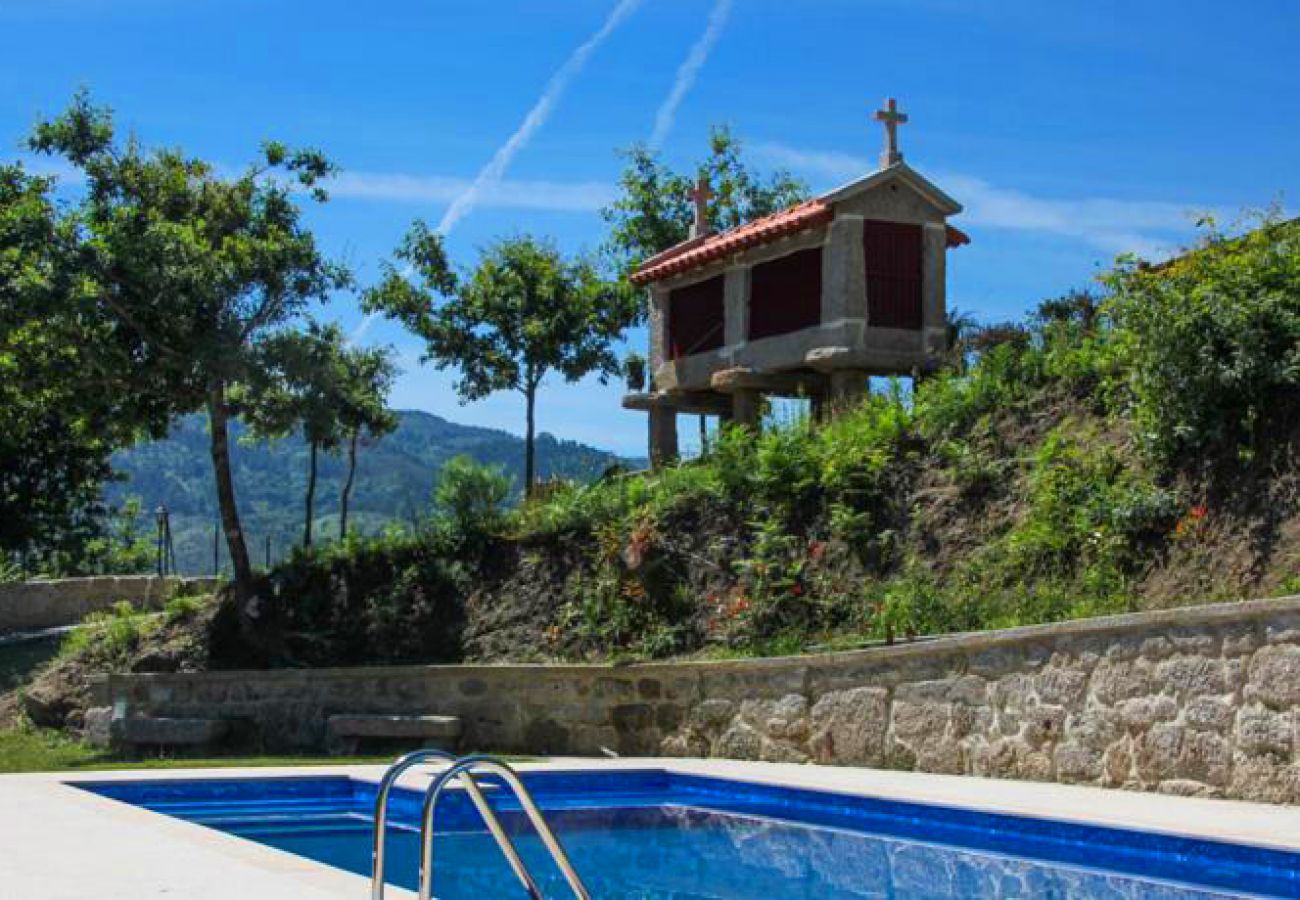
xmin=102 ymin=596 xmax=1300 ymax=804
xmin=0 ymin=576 xmax=218 ymax=632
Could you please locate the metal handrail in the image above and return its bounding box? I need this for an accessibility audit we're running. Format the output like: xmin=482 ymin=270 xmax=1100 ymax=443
xmin=418 ymin=754 xmax=590 ymax=900
xmin=372 ymin=749 xmax=522 ymax=900
xmin=372 ymin=749 xmax=457 ymax=900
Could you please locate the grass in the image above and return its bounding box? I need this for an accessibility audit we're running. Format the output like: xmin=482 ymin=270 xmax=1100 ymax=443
xmin=0 ymin=727 xmax=398 ymax=774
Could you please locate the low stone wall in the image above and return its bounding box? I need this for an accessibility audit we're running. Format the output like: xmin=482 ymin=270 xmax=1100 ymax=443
xmin=102 ymin=596 xmax=1300 ymax=803
xmin=0 ymin=576 xmax=219 ymax=633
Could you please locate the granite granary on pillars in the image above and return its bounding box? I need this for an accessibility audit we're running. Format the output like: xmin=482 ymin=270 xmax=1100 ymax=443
xmin=623 ymin=99 xmax=970 ymax=466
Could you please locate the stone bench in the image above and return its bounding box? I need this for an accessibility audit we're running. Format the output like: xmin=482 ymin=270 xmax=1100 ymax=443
xmin=117 ymin=717 xmax=228 ymax=749
xmin=326 ymin=714 xmax=462 ymax=755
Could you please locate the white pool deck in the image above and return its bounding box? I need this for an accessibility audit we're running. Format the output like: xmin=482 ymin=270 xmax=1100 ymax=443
xmin=3 ymin=758 xmax=1300 ymax=898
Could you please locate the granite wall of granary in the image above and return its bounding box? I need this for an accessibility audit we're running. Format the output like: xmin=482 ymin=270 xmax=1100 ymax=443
xmin=0 ymin=576 xmax=219 ymax=633
xmin=101 ymin=596 xmax=1300 ymax=804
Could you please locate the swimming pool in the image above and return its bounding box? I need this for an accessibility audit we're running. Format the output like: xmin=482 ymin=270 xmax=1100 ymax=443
xmin=80 ymin=769 xmax=1300 ymax=898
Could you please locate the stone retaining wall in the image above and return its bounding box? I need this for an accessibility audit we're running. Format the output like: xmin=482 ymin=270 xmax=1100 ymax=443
xmin=0 ymin=576 xmax=219 ymax=633
xmin=102 ymin=596 xmax=1300 ymax=803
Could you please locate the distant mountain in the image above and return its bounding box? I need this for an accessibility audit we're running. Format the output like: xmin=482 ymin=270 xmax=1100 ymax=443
xmin=107 ymin=411 xmax=642 ymax=575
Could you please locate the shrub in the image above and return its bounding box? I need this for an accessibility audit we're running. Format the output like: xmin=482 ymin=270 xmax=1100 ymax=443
xmin=1104 ymin=214 xmax=1300 ymax=467
xmin=433 ymin=455 xmax=512 ymax=535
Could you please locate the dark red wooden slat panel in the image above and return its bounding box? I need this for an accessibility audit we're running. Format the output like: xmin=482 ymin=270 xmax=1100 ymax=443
xmin=748 ymin=247 xmax=823 ymax=341
xmin=864 ymin=220 xmax=923 ymax=330
xmin=667 ymin=275 xmax=726 ymax=360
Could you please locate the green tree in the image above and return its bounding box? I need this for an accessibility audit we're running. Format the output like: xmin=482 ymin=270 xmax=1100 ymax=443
xmin=0 ymin=160 xmax=160 ymax=572
xmin=601 ymin=125 xmax=808 ymax=276
xmin=242 ymin=322 xmax=351 ymax=549
xmin=364 ymin=230 xmax=634 ymax=490
xmin=336 ymin=343 xmax=398 ymax=539
xmin=27 ymin=93 xmax=347 ymax=632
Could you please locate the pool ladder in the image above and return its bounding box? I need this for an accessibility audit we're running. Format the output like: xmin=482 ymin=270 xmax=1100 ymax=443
xmin=370 ymin=749 xmax=590 ymax=900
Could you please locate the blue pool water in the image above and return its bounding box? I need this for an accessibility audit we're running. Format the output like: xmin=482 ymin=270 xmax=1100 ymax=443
xmin=79 ymin=770 xmax=1300 ymax=898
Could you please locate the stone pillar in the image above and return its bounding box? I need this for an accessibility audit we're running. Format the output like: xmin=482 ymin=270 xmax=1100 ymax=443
xmin=648 ymin=405 xmax=678 ymax=468
xmin=648 ymin=287 xmax=669 ymax=379
xmin=828 ymin=369 xmax=869 ymax=413
xmin=732 ymin=389 xmax=762 ymax=432
xmin=821 ymin=214 xmax=866 ymax=324
xmin=723 ymin=266 xmax=750 ymax=349
xmin=922 ymin=223 xmax=948 ymax=362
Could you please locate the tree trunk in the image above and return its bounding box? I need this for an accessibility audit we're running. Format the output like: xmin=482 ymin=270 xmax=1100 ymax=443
xmin=524 ymin=386 xmax=537 ymax=497
xmin=207 ymin=382 xmax=254 ymax=615
xmin=339 ymin=428 xmax=359 ymax=539
xmin=303 ymin=438 xmax=318 ymax=548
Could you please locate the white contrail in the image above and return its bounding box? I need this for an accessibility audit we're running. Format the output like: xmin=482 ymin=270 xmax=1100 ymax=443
xmin=436 ymin=0 xmax=646 ymax=235
xmin=351 ymin=0 xmax=644 ymax=344
xmin=649 ymin=0 xmax=734 ymax=149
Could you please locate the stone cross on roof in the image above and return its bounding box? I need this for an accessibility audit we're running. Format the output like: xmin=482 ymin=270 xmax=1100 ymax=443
xmin=688 ymin=174 xmax=714 ymax=239
xmin=873 ymin=97 xmax=909 ymax=168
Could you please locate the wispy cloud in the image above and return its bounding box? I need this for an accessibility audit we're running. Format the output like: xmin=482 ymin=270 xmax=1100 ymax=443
xmin=436 ymin=0 xmax=645 ymax=235
xmin=649 ymin=0 xmax=734 ymax=149
xmin=753 ymin=141 xmax=1218 ymax=259
xmin=332 ymin=171 xmax=614 ymax=212
xmin=350 ymin=0 xmax=644 ymax=344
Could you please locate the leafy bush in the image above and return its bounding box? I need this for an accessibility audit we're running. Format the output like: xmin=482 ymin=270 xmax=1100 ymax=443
xmin=433 ymin=455 xmax=512 ymax=535
xmin=1104 ymin=214 xmax=1300 ymax=467
xmin=266 ymin=530 xmax=467 ymax=666
xmin=59 ymin=601 xmax=151 ymax=666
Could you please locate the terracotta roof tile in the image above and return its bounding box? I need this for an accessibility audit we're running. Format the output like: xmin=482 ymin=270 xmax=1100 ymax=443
xmin=632 ymin=200 xmax=970 ymax=286
xmin=631 ymin=199 xmax=833 ymax=285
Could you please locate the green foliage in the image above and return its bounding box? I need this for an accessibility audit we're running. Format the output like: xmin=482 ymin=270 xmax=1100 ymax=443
xmin=0 ymin=162 xmax=123 ymax=569
xmin=601 ymin=126 xmax=809 ymax=276
xmin=26 ymin=91 xmax=348 ymax=604
xmin=432 ymin=455 xmax=512 ymax=535
xmin=75 ymin=497 xmax=154 ymax=576
xmin=1104 ymin=214 xmax=1300 ymax=467
xmin=266 ymin=530 xmax=467 ymax=666
xmin=365 ymin=232 xmax=637 ymax=488
xmin=59 ymin=601 xmax=152 ymax=666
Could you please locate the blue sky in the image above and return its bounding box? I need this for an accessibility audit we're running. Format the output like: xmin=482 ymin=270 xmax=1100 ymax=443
xmin=4 ymin=0 xmax=1297 ymax=456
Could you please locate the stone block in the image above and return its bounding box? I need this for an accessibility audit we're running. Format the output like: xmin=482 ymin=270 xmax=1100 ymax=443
xmin=740 ymin=694 xmax=809 ymax=741
xmin=1247 ymin=645 xmax=1300 ymax=709
xmin=1235 ymin=705 xmax=1293 ymax=757
xmin=1036 ymin=667 xmax=1088 ymax=706
xmin=715 ymin=721 xmax=763 ymax=760
xmin=611 ymin=703 xmax=655 ymax=733
xmin=808 ymin=687 xmax=889 ymax=765
xmin=119 ymin=717 xmax=228 ymax=747
xmin=1053 ymin=742 xmax=1103 ymax=783
xmin=1088 ymin=658 xmax=1154 ymax=705
xmin=688 ymin=698 xmax=736 ymax=733
xmin=1184 ymin=696 xmax=1234 ymax=733
xmin=83 ymin=707 xmax=113 ymax=749
xmin=1230 ymin=755 xmax=1300 ymax=804
xmin=1134 ymin=724 xmax=1185 ymax=783
xmin=1115 ymin=695 xmax=1178 ymax=730
xmin=326 ymin=714 xmax=461 ymax=740
xmin=1156 ymin=655 xmax=1227 ymax=699
xmin=891 ymin=701 xmax=949 ymax=742
xmin=1178 ymin=729 xmax=1232 ymax=786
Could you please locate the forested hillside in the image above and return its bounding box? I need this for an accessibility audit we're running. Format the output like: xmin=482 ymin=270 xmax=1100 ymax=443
xmin=107 ymin=411 xmax=637 ymax=574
